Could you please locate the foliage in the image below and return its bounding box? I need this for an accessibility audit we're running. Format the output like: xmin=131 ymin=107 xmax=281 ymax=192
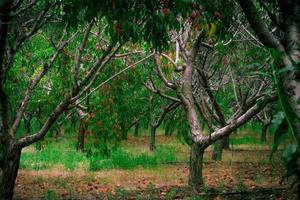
xmin=62 ymin=0 xmax=194 ymax=49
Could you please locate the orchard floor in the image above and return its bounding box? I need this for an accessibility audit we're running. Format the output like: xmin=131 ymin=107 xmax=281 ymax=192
xmin=13 ymin=134 xmax=296 ymax=199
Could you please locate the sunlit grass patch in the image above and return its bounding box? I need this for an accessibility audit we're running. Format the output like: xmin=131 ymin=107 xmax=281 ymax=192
xmin=20 ymin=140 xmax=88 ymax=170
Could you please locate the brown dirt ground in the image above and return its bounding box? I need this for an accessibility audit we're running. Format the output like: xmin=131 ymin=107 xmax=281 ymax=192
xmin=14 ymin=161 xmax=288 ymax=200
xmin=13 ymin=134 xmax=292 ymax=199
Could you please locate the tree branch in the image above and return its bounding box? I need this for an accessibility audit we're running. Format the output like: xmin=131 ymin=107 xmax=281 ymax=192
xmin=238 ymin=0 xmax=285 ymax=51
xmin=9 ymin=30 xmax=77 ymax=137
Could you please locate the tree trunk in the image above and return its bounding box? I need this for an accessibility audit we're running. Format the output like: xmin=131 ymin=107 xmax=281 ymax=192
xmin=0 ymin=148 xmax=21 ymax=200
xmin=260 ymin=123 xmax=268 ymax=143
xmin=120 ymin=116 xmax=128 ymax=140
xmin=188 ymin=142 xmax=205 ymax=191
xmin=134 ymin=123 xmax=139 ymax=137
xmin=77 ymin=119 xmax=86 ymax=151
xmin=222 ymin=135 xmax=230 ymax=149
xmin=149 ymin=126 xmax=156 ymax=151
xmin=211 ymin=137 xmax=227 ymax=161
xmin=164 ymin=121 xmax=171 ymax=136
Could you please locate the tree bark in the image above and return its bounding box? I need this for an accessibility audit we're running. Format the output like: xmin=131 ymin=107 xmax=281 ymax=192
xmin=77 ymin=119 xmax=87 ymax=151
xmin=149 ymin=126 xmax=156 ymax=151
xmin=211 ymin=134 xmax=230 ymax=161
xmin=188 ymin=142 xmax=205 ymax=191
xmin=0 ymin=147 xmax=21 ymax=200
xmin=222 ymin=135 xmax=230 ymax=149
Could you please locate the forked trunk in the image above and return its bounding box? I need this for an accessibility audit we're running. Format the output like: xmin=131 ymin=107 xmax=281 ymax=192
xmin=188 ymin=142 xmax=205 ymax=191
xmin=0 ymin=148 xmax=21 ymax=200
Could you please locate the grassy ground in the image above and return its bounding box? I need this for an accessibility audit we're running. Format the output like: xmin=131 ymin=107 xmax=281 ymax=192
xmin=14 ymin=129 xmax=293 ymax=199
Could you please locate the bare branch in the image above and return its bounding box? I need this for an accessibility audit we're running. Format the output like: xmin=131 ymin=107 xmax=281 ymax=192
xmin=154 ymin=54 xmax=176 ymax=89
xmin=161 ymin=53 xmax=184 ymax=72
xmin=238 ymin=0 xmax=285 ymax=51
xmin=152 ymin=102 xmax=181 ymax=129
xmin=143 ymin=76 xmax=181 ymax=103
xmin=76 ymin=52 xmax=155 ymax=105
xmin=205 ymin=96 xmax=277 ymax=144
xmin=74 ymin=21 xmax=94 ymax=82
xmin=114 ymin=51 xmax=144 ymax=58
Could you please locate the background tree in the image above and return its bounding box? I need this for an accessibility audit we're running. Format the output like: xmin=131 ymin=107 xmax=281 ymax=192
xmin=148 ymin=14 xmax=276 ymax=189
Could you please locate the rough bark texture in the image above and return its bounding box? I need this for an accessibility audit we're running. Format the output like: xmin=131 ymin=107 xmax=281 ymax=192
xmin=212 ymin=139 xmax=224 ymax=161
xmin=188 ymin=142 xmax=205 ymax=190
xmin=0 ymin=148 xmax=21 ymax=200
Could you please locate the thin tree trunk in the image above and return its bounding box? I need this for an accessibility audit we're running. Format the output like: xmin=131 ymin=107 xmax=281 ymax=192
xmin=188 ymin=142 xmax=205 ymax=191
xmin=222 ymin=135 xmax=230 ymax=149
xmin=211 ymin=135 xmax=229 ymax=161
xmin=134 ymin=123 xmax=139 ymax=137
xmin=0 ymin=148 xmax=21 ymax=200
xmin=24 ymin=118 xmax=31 ymax=135
xmin=261 ymin=123 xmax=268 ymax=143
xmin=77 ymin=119 xmax=86 ymax=151
xmin=149 ymin=125 xmax=156 ymax=151
xmin=120 ymin=117 xmax=128 ymax=140
xmin=164 ymin=121 xmax=171 ymax=136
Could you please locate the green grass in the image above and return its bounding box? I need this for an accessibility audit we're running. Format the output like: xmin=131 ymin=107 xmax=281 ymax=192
xmin=43 ymin=190 xmax=58 ymax=200
xmin=20 ymin=137 xmax=179 ymax=171
xmin=88 ymin=145 xmax=178 ymax=171
xmin=230 ymin=135 xmax=262 ymax=145
xmin=20 ymin=130 xmax=279 ymax=172
xmin=20 ymin=140 xmax=88 ymax=170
